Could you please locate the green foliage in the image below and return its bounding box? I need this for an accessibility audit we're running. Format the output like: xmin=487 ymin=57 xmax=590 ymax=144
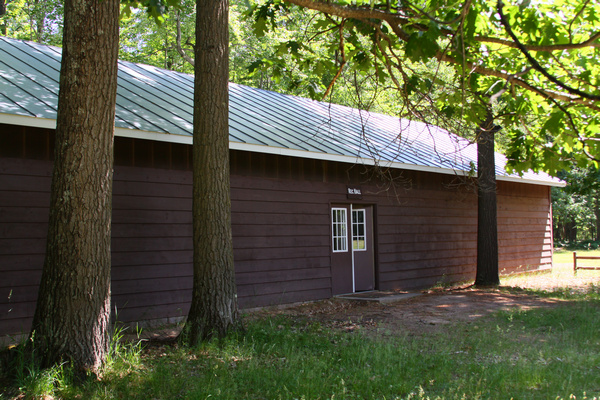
xmin=552 ymin=167 xmax=600 ymax=243
xmin=0 ymin=324 xmax=145 ymax=399
xmin=245 ymin=0 xmax=600 ymax=176
xmin=119 ymin=2 xmax=195 ymax=73
xmin=0 ymin=0 xmax=63 ymax=44
xmin=121 ymin=0 xmax=182 ymax=24
xmin=0 ymin=0 xmax=183 ymax=44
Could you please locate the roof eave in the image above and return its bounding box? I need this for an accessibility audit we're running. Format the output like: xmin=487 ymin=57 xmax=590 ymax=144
xmin=0 ymin=113 xmax=565 ymax=187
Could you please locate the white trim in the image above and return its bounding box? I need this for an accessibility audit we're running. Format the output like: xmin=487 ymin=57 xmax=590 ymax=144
xmin=351 ymin=208 xmax=367 ymax=252
xmin=350 ymin=204 xmax=355 ymax=293
xmin=331 ymin=207 xmax=348 ymax=253
xmin=115 ymin=127 xmax=192 ymax=145
xmin=495 ymin=174 xmax=566 ymax=187
xmin=0 ymin=113 xmax=565 ymax=187
xmin=0 ymin=114 xmax=56 ymax=129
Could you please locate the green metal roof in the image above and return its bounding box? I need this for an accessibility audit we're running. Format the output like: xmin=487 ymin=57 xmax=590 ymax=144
xmin=0 ymin=36 xmax=562 ymax=186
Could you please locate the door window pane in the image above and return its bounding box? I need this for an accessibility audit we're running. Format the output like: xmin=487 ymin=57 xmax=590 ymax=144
xmin=352 ymin=209 xmax=366 ymax=251
xmin=332 ymin=208 xmax=348 ymax=252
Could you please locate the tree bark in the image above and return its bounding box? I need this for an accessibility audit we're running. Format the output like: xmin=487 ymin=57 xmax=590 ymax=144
xmin=594 ymin=196 xmax=600 ymax=242
xmin=29 ymin=0 xmax=119 ymax=373
xmin=566 ymin=220 xmax=578 ymax=243
xmin=475 ymin=112 xmax=500 ymax=286
xmin=181 ymin=0 xmax=241 ymax=345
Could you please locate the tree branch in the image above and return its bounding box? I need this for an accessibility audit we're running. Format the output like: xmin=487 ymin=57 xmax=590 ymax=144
xmin=437 ymin=53 xmax=600 ymax=112
xmin=569 ymin=0 xmax=592 ymax=43
xmin=176 ymin=12 xmax=195 ymax=67
xmin=284 ymin=0 xmax=600 ymax=52
xmin=475 ymin=31 xmax=600 ymax=51
xmin=284 ymin=0 xmax=411 ymax=41
xmin=289 ymin=0 xmax=600 ymax=111
xmin=321 ymin=21 xmax=347 ymax=101
xmin=400 ymin=0 xmax=472 ymax=26
xmin=497 ymin=0 xmax=600 ymax=101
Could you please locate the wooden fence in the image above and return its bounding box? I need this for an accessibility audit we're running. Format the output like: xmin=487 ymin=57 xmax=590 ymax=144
xmin=573 ymin=252 xmax=600 ymax=274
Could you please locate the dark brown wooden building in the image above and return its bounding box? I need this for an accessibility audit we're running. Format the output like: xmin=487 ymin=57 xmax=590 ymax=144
xmin=0 ymin=37 xmax=562 ymax=339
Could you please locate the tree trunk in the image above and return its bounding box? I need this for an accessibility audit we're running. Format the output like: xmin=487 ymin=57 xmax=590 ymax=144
xmin=33 ymin=0 xmax=46 ymax=43
xmin=594 ymin=196 xmax=600 ymax=242
xmin=566 ymin=220 xmax=578 ymax=243
xmin=554 ymin=221 xmax=563 ymax=242
xmin=475 ymin=112 xmax=500 ymax=286
xmin=29 ymin=0 xmax=119 ymax=373
xmin=181 ymin=0 xmax=241 ymax=345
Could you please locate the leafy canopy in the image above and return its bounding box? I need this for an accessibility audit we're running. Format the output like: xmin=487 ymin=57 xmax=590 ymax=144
xmin=247 ymin=0 xmax=600 ymax=176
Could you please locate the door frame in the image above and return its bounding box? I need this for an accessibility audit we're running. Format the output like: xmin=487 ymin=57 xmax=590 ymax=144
xmin=329 ymin=202 xmax=378 ymax=294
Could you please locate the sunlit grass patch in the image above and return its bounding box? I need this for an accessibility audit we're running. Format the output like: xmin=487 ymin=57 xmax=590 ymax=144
xmin=500 ymin=250 xmax=600 ymax=295
xmin=554 ymin=248 xmax=600 ymax=266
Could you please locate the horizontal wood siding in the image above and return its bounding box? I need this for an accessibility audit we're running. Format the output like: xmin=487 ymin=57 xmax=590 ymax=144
xmin=374 ymin=174 xmax=552 ymax=290
xmin=231 ymin=174 xmax=334 ymax=308
xmin=0 ymin=157 xmax=196 ymax=335
xmin=0 ymin=157 xmax=50 ymax=337
xmin=111 ymin=165 xmax=194 ymax=325
xmin=374 ymin=172 xmax=478 ymax=290
xmin=1 ymin=125 xmax=555 ymax=337
xmin=497 ymin=182 xmax=552 ymax=274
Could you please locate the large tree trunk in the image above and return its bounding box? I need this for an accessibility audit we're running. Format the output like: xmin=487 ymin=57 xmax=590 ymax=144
xmin=29 ymin=0 xmax=119 ymax=373
xmin=475 ymin=112 xmax=500 ymax=286
xmin=181 ymin=0 xmax=240 ymax=345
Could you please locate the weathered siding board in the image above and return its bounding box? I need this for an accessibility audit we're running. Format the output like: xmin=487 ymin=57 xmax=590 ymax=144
xmin=380 ymin=240 xmax=478 ymax=254
xmin=240 ymin=288 xmax=332 ymax=309
xmin=234 ymin=235 xmax=328 ymax=250
xmin=378 ymin=254 xmax=477 ymax=271
xmin=381 ymin=262 xmax=475 ymax=281
xmin=112 ymin=209 xmax=191 ymax=224
xmin=378 ymin=223 xmax=477 ymax=236
xmin=234 ymin=256 xmax=330 ymax=273
xmin=234 ymin=246 xmax=329 ymax=262
xmin=238 ymin=277 xmax=331 ymax=297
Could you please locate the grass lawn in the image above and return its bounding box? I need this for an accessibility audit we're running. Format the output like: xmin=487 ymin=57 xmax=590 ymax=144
xmin=3 ymin=255 xmax=600 ymax=399
xmin=554 ymin=248 xmax=600 ymax=266
xmin=4 ymin=293 xmax=600 ymax=399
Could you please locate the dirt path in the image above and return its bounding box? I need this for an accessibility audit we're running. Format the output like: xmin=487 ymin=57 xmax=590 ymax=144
xmin=137 ymin=265 xmax=600 ymax=341
xmin=252 ymin=265 xmax=600 ymax=336
xmin=257 ymin=287 xmax=566 ymax=336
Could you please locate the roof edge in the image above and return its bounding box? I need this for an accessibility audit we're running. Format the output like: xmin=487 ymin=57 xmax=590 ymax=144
xmin=0 ymin=113 xmax=565 ymax=187
xmin=229 ymin=141 xmax=565 ymax=187
xmin=1 ymin=113 xmax=56 ymax=129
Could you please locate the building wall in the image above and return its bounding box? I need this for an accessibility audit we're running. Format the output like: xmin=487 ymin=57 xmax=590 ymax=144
xmin=497 ymin=182 xmax=553 ymax=272
xmin=0 ymin=125 xmax=552 ymax=337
